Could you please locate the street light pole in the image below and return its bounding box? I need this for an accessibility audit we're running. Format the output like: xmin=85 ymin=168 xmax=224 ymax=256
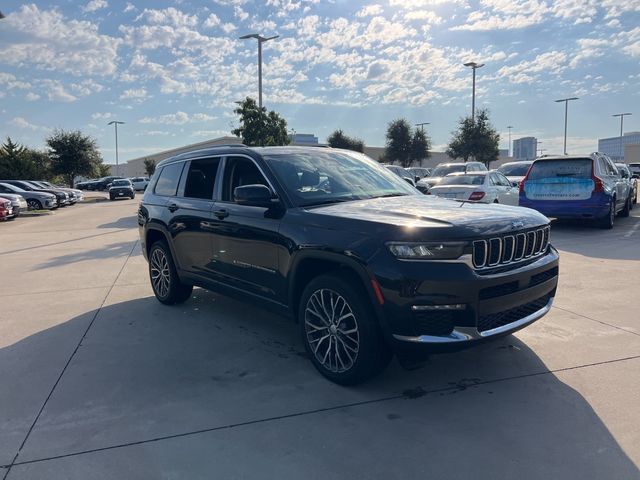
xmin=555 ymin=97 xmax=578 ymax=155
xmin=108 ymin=121 xmax=125 ymax=176
xmin=239 ymin=33 xmax=279 ymax=109
xmin=415 ymin=122 xmax=430 ymax=132
xmin=507 ymin=125 xmax=513 ymax=157
xmin=463 ymin=62 xmax=485 ymax=121
xmin=612 ymin=113 xmax=632 ymax=161
xmin=0 ymin=11 xmax=5 ymax=19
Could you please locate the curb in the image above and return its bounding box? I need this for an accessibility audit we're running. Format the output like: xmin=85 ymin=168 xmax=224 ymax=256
xmin=20 ymin=211 xmax=54 ymax=217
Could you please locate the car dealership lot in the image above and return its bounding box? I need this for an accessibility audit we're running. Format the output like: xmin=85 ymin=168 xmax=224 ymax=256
xmin=0 ymin=201 xmax=638 ymax=479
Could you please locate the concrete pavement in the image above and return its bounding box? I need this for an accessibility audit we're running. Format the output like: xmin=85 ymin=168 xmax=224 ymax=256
xmin=0 ymin=199 xmax=638 ymax=479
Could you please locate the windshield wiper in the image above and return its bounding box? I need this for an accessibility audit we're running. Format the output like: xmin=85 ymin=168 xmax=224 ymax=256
xmin=371 ymin=193 xmax=409 ymax=199
xmin=301 ymin=197 xmax=358 ymax=207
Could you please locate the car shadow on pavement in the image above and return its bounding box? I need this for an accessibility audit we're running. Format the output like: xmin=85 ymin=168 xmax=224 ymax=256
xmin=98 ymin=215 xmax=139 ymax=230
xmin=32 ymin=241 xmax=136 ymax=270
xmin=1 ymin=291 xmax=638 ymax=478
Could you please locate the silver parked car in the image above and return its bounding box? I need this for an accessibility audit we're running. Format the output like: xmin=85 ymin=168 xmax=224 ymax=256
xmin=0 ymin=182 xmax=57 ymax=210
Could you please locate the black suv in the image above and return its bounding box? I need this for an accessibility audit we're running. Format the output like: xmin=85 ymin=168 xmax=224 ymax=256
xmin=138 ymin=146 xmax=559 ymax=384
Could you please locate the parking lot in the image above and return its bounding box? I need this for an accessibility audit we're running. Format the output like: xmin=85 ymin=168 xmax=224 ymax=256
xmin=1 ymin=198 xmax=639 ymax=479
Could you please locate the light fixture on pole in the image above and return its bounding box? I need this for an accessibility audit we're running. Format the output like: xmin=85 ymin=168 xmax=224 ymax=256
xmin=239 ymin=33 xmax=279 ymax=109
xmin=537 ymin=141 xmax=544 ymax=157
xmin=0 ymin=11 xmax=5 ymax=19
xmin=108 ymin=121 xmax=125 ymax=176
xmin=554 ymin=97 xmax=578 ymax=155
xmin=415 ymin=122 xmax=430 ymax=132
xmin=612 ymin=113 xmax=632 ymax=161
xmin=507 ymin=125 xmax=513 ymax=157
xmin=463 ymin=62 xmax=484 ymax=121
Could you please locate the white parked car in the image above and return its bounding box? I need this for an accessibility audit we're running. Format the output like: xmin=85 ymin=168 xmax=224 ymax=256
xmin=129 ymin=177 xmax=150 ymax=191
xmin=428 ymin=171 xmax=519 ymax=205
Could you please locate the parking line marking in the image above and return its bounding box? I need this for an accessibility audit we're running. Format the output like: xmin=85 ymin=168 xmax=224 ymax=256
xmin=552 ymin=305 xmax=640 ymax=337
xmin=623 ymin=220 xmax=640 ymax=238
xmin=3 ymin=354 xmax=639 ymax=471
xmin=1 ymin=240 xmax=139 ymax=480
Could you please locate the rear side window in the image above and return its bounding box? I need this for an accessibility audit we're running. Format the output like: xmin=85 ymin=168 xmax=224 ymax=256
xmin=154 ymin=162 xmax=184 ymax=196
xmin=183 ymin=158 xmax=220 ymax=200
xmin=528 ymin=159 xmax=593 ymax=180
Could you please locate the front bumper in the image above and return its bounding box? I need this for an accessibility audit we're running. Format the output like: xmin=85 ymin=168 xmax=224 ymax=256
xmin=373 ymin=247 xmax=559 ymax=354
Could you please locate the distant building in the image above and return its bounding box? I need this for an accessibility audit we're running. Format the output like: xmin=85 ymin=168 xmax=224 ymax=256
xmin=290 ymin=133 xmax=319 ymax=145
xmin=598 ymin=132 xmax=640 ymax=162
xmin=513 ymin=137 xmax=537 ymax=160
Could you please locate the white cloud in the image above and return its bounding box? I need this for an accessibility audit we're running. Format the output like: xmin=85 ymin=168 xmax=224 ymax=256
xmin=404 ymin=10 xmax=443 ymax=24
xmin=139 ymin=111 xmax=216 ymax=125
xmin=0 ymin=73 xmax=31 ymax=90
xmin=136 ymin=130 xmax=171 ymax=136
xmin=191 ymin=129 xmax=231 ymax=137
xmin=124 ymin=3 xmax=136 ymax=13
xmin=120 ymin=88 xmax=148 ymax=99
xmin=356 ymin=5 xmax=383 ymax=17
xmin=83 ymin=0 xmax=108 ymax=13
xmin=40 ymin=80 xmax=77 ymax=102
xmin=0 ymin=5 xmax=121 ymax=76
xmin=92 ymin=112 xmax=113 ymax=119
xmin=8 ymin=117 xmax=48 ymax=131
xmin=234 ymin=5 xmax=249 ymax=21
xmin=135 ymin=7 xmax=198 ymax=27
xmin=203 ymin=13 xmax=221 ymax=28
xmin=25 ymin=92 xmax=41 ymax=101
xmin=221 ymin=22 xmax=237 ymax=33
xmin=497 ymin=51 xmax=568 ymax=83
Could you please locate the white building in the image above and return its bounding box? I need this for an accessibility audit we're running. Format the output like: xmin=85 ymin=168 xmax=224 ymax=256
xmin=598 ymin=132 xmax=640 ymax=162
xmin=513 ymin=137 xmax=538 ymax=160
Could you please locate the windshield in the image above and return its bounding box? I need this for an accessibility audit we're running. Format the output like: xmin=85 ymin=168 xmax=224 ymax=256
xmin=528 ymin=159 xmax=593 ymax=180
xmin=498 ymin=163 xmax=531 ymax=176
xmin=439 ymin=174 xmax=486 ymax=186
xmin=264 ymin=151 xmax=416 ymax=207
xmin=112 ymin=180 xmax=131 ymax=186
xmin=432 ymin=164 xmax=466 ymax=177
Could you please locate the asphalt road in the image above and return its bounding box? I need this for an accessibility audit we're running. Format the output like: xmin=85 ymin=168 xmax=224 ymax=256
xmin=1 ymin=198 xmax=639 ymax=479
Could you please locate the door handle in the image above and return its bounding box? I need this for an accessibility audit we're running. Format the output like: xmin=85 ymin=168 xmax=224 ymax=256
xmin=167 ymin=203 xmax=179 ymax=213
xmin=213 ymin=209 xmax=229 ymax=219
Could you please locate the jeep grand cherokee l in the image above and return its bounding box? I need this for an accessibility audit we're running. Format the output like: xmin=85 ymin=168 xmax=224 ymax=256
xmin=138 ymin=146 xmax=559 ymax=385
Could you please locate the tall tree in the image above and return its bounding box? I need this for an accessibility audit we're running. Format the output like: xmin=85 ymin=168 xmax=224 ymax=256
xmin=446 ymin=109 xmax=500 ymax=167
xmin=46 ymin=130 xmax=103 ymax=187
xmin=327 ymin=129 xmax=365 ymax=152
xmin=0 ymin=138 xmax=51 ymax=180
xmin=97 ymin=163 xmax=112 ymax=177
xmin=231 ymin=97 xmax=290 ymax=147
xmin=410 ymin=128 xmax=431 ymax=165
xmin=144 ymin=158 xmax=156 ymax=176
xmin=385 ymin=119 xmax=413 ymax=167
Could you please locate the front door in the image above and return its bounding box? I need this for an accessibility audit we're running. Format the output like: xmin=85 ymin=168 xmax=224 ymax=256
xmin=207 ymin=156 xmax=285 ymax=302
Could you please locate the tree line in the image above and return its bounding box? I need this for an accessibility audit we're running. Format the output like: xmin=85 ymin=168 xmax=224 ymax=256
xmin=0 ymin=131 xmax=111 ymax=186
xmin=232 ymin=97 xmax=501 ymax=167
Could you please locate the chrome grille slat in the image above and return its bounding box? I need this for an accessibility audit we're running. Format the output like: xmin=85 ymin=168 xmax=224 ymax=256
xmin=472 ymin=226 xmax=550 ymax=270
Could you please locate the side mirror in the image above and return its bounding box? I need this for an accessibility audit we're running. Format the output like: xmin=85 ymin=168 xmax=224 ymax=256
xmin=234 ymin=184 xmax=276 ymax=207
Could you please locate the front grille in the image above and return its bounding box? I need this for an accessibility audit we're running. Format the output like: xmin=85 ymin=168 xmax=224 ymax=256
xmin=479 ymin=281 xmax=519 ymax=300
xmin=413 ymin=311 xmax=454 ymax=336
xmin=477 ymin=294 xmax=552 ymax=333
xmin=472 ymin=226 xmax=550 ymax=270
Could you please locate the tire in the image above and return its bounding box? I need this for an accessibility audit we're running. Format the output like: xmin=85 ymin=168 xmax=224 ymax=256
xmin=299 ymin=274 xmax=392 ymax=385
xmin=619 ymin=196 xmax=631 ymax=218
xmin=148 ymin=240 xmax=193 ymax=305
xmin=131 ymin=193 xmax=136 ymax=199
xmin=598 ymin=200 xmax=615 ymax=229
xmin=109 ymin=195 xmax=115 ymax=201
xmin=27 ymin=199 xmax=42 ymax=210
xmin=493 ymin=199 xmax=499 ymax=204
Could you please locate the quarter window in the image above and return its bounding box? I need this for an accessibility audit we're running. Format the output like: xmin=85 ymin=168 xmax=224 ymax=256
xmin=183 ymin=158 xmax=220 ymax=200
xmin=154 ymin=162 xmax=184 ymax=196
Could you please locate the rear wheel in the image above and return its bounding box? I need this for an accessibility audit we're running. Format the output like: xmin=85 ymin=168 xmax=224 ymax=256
xmin=27 ymin=199 xmax=42 ymax=210
xmin=148 ymin=240 xmax=193 ymax=305
xmin=299 ymin=274 xmax=392 ymax=385
xmin=598 ymin=201 xmax=615 ymax=229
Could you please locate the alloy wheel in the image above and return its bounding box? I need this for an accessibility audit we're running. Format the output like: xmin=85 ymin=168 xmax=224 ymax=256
xmin=304 ymin=288 xmax=359 ymax=373
xmin=150 ymin=248 xmax=171 ymax=298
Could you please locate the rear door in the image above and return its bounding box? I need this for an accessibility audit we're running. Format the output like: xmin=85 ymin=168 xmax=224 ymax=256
xmin=524 ymin=159 xmax=594 ymax=201
xmin=494 ymin=172 xmax=518 ymax=205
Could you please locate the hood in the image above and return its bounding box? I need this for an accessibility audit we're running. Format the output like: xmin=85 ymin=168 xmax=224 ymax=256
xmin=306 ymin=195 xmax=548 ymax=239
xmin=418 ymin=176 xmax=444 ymax=187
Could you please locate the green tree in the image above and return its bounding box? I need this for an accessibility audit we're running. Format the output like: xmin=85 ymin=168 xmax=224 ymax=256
xmin=385 ymin=119 xmax=413 ymax=167
xmin=0 ymin=138 xmax=52 ymax=180
xmin=143 ymin=158 xmax=156 ymax=176
xmin=410 ymin=128 xmax=431 ymax=166
xmin=96 ymin=163 xmax=112 ymax=177
xmin=26 ymin=150 xmax=52 ymax=180
xmin=446 ymin=109 xmax=500 ymax=167
xmin=231 ymin=97 xmax=290 ymax=146
xmin=327 ymin=129 xmax=364 ymax=152
xmin=46 ymin=130 xmax=103 ymax=187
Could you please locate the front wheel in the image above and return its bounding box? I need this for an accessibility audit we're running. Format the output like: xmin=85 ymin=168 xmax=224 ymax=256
xmin=148 ymin=240 xmax=193 ymax=305
xmin=299 ymin=274 xmax=392 ymax=385
xmin=27 ymin=199 xmax=42 ymax=210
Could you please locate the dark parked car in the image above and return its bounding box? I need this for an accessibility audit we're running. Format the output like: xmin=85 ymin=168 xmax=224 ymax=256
xmin=109 ymin=179 xmax=135 ymax=200
xmin=138 ymin=146 xmax=559 ymax=384
xmin=0 ymin=180 xmax=69 ymax=206
xmin=97 ymin=176 xmax=124 ymax=191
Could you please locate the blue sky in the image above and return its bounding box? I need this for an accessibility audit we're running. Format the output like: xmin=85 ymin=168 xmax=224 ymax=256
xmin=1 ymin=0 xmax=639 ymax=163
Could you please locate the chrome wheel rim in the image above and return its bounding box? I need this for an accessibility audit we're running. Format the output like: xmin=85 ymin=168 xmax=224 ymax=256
xmin=305 ymin=289 xmax=359 ymax=373
xmin=150 ymin=248 xmax=170 ymax=298
xmin=27 ymin=200 xmax=39 ymax=210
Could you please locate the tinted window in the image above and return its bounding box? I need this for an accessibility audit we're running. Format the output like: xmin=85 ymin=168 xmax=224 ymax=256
xmin=184 ymin=158 xmax=220 ymax=200
xmin=154 ymin=162 xmax=184 ymax=196
xmin=529 ymin=159 xmax=593 ymax=180
xmin=498 ymin=163 xmax=531 ymax=176
xmin=432 ymin=164 xmax=466 ymax=177
xmin=222 ymin=157 xmax=269 ymax=202
xmin=439 ymin=174 xmax=485 ymax=186
xmin=112 ymin=180 xmax=131 ymax=186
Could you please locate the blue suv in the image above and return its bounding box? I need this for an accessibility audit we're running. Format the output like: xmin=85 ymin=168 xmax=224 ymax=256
xmin=519 ymin=153 xmax=630 ymax=229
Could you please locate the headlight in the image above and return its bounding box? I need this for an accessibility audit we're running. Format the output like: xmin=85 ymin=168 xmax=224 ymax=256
xmin=387 ymin=242 xmax=466 ymax=260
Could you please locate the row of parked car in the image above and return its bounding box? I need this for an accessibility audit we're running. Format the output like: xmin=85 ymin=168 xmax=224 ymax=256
xmin=0 ymin=179 xmax=86 ymax=221
xmin=76 ymin=176 xmax=150 ymax=192
xmin=384 ymin=153 xmax=638 ymax=229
